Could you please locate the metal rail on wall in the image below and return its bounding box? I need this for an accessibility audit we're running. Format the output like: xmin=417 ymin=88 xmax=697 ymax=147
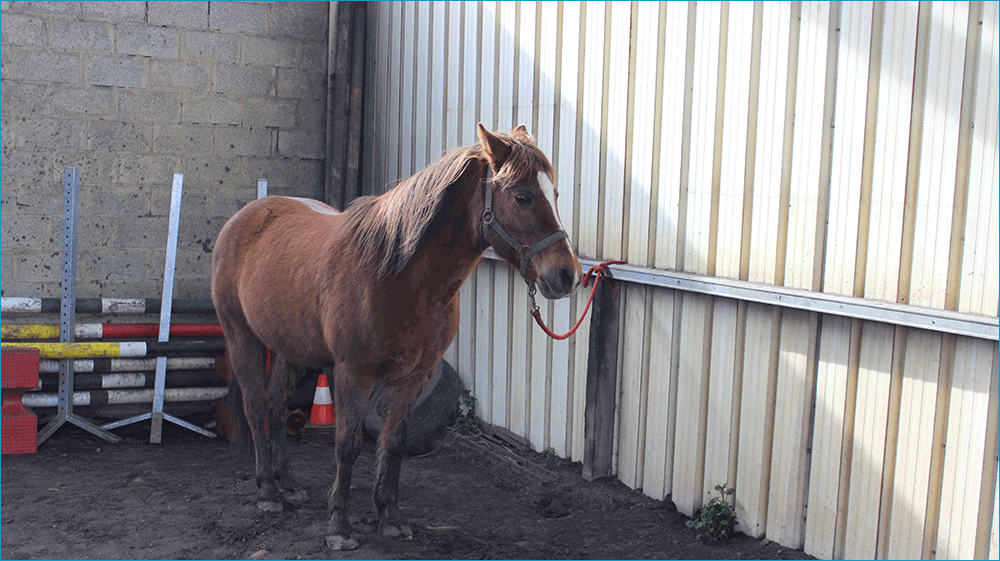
xmin=483 ymin=250 xmax=998 ymax=341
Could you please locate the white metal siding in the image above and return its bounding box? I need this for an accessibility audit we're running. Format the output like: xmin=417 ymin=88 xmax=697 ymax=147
xmin=362 ymin=2 xmax=999 ymax=558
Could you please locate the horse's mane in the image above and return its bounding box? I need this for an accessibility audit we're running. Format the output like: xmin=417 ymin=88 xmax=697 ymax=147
xmin=344 ymin=131 xmax=554 ymax=277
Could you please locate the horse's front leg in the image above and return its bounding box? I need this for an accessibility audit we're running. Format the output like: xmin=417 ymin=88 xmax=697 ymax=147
xmin=372 ymin=376 xmax=428 ymax=539
xmin=326 ymin=363 xmax=371 ymax=551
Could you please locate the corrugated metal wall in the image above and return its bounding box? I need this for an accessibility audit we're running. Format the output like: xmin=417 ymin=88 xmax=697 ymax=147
xmin=361 ymin=2 xmax=999 ymax=559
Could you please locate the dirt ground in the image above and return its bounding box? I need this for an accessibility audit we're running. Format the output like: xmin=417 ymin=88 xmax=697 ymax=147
xmin=2 ymin=415 xmax=813 ymax=560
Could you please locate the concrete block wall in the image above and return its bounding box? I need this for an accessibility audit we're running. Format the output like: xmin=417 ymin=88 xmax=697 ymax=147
xmin=1 ymin=1 xmax=329 ymax=301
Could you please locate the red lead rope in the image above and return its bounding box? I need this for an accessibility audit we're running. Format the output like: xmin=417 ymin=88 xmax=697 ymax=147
xmin=530 ymin=260 xmax=626 ymax=340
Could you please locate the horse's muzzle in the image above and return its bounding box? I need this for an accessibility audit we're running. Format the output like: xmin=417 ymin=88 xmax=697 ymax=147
xmin=537 ymin=265 xmax=582 ymax=300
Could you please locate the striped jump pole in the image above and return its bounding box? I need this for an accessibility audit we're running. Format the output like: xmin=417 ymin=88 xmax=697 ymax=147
xmin=39 ymin=370 xmax=223 ymax=391
xmin=1 ymin=298 xmax=216 ymax=315
xmin=24 ymin=386 xmax=228 ymax=409
xmin=38 ymin=356 xmax=216 ymax=374
xmin=2 ymin=323 xmax=223 ymax=340
xmin=2 ymin=339 xmax=226 ymax=359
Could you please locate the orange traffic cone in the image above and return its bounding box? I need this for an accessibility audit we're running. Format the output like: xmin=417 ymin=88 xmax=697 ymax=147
xmin=308 ymin=373 xmax=335 ymax=425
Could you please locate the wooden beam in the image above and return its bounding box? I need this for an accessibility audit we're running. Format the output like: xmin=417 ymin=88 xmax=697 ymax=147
xmin=583 ymin=277 xmax=621 ymax=481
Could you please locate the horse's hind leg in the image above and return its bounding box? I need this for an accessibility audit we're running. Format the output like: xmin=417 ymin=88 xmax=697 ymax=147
xmin=221 ymin=316 xmax=285 ymax=512
xmin=326 ymin=362 xmax=371 ymax=551
xmin=372 ymin=377 xmax=426 ymax=539
xmin=267 ymin=354 xmax=308 ymax=506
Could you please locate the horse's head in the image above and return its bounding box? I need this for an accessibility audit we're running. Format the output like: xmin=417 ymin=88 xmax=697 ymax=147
xmin=477 ymin=123 xmax=583 ymax=300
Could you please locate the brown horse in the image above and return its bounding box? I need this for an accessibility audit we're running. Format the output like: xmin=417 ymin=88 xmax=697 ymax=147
xmin=211 ymin=124 xmax=583 ymax=550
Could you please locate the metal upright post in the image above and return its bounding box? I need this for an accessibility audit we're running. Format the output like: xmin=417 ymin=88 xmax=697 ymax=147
xmin=102 ymin=173 xmax=215 ymax=441
xmin=37 ymin=167 xmax=122 ymax=445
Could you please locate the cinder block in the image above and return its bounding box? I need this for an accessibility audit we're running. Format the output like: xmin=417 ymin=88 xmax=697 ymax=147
xmin=8 ymin=49 xmax=79 ymax=83
xmin=210 ymin=185 xmax=256 ymax=217
xmin=1 ymin=14 xmax=46 ymax=47
xmin=76 ymin=217 xmax=115 ymax=249
xmin=0 ymin=82 xmax=49 ymax=117
xmin=173 ymin=248 xmax=212 ymax=280
xmin=271 ymin=4 xmax=329 ymax=39
xmin=214 ymin=64 xmax=272 ymax=96
xmin=149 ymin=59 xmax=210 ymax=91
xmin=87 ymin=120 xmax=151 ymax=152
xmin=118 ymin=89 xmax=183 ymax=123
xmin=117 ymin=154 xmax=180 ymax=184
xmin=276 ymin=68 xmax=325 ymax=100
xmin=216 ymin=125 xmax=274 ymax=157
xmin=111 ymin=279 xmax=164 ymax=300
xmin=0 ymin=151 xmax=50 ymax=184
xmin=277 ymin=129 xmax=323 ymax=160
xmin=0 ymin=249 xmax=16 ymax=285
xmin=242 ymin=97 xmax=296 ymax=128
xmin=0 ymin=116 xmax=12 ymax=153
xmin=181 ymin=94 xmax=241 ymax=125
xmin=48 ymin=18 xmax=114 ymax=53
xmin=209 ymin=2 xmax=269 ymax=34
xmin=0 ymin=180 xmax=16 ymax=213
xmin=85 ymin=250 xmax=146 ymax=282
xmin=153 ymin=184 xmax=211 ymax=218
xmin=2 ymin=281 xmax=59 ymax=299
xmin=148 ymin=1 xmax=208 ymax=29
xmin=152 ymin=123 xmax=214 ymax=155
xmin=116 ymin=24 xmax=179 ymax=58
xmin=173 ymin=277 xmax=212 ymax=301
xmin=298 ymin=99 xmax=327 ymax=131
xmin=243 ymin=35 xmax=300 ymax=68
xmin=182 ymin=157 xmax=245 ymax=188
xmin=182 ymin=30 xmax=238 ymax=63
xmin=20 ymin=119 xmax=84 ymax=151
xmin=114 ymin=215 xmax=170 ymax=248
xmin=7 ymin=167 xmax=58 ymax=208
xmin=7 ymin=1 xmax=78 ymax=16
xmin=50 ymin=86 xmax=115 ymax=117
xmin=1 ymin=214 xmax=53 ymax=249
xmin=80 ymin=184 xmax=150 ymax=217
xmin=245 ymin=157 xmax=300 ymax=190
xmin=80 ymin=1 xmax=146 ymax=23
xmin=15 ymin=251 xmax=62 ymax=282
xmin=177 ymin=214 xmax=226 ymax=251
xmin=87 ymin=56 xmax=146 ymax=88
xmin=300 ymin=41 xmax=328 ymax=70
xmin=52 ymin=151 xmax=117 ymax=185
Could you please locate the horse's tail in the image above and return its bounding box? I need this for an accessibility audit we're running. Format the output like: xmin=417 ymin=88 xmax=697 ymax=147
xmin=225 ymin=371 xmax=252 ymax=453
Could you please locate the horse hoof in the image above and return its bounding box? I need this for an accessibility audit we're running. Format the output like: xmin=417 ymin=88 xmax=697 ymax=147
xmin=282 ymin=488 xmax=308 ymax=506
xmin=381 ymin=522 xmax=413 ymax=539
xmin=256 ymin=500 xmax=284 ymax=512
xmin=326 ymin=535 xmax=360 ymax=551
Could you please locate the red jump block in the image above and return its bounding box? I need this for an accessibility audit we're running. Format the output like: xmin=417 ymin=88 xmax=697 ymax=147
xmin=2 ymin=347 xmax=40 ymax=454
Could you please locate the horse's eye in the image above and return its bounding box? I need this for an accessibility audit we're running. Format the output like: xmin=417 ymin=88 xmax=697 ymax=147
xmin=514 ymin=194 xmax=533 ymax=208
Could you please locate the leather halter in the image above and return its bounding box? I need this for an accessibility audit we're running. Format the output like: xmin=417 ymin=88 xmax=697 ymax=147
xmin=482 ymin=178 xmax=569 ymax=283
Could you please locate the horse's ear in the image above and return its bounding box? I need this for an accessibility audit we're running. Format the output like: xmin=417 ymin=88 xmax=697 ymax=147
xmin=511 ymin=124 xmax=534 ymax=143
xmin=477 ymin=123 xmax=511 ymax=172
